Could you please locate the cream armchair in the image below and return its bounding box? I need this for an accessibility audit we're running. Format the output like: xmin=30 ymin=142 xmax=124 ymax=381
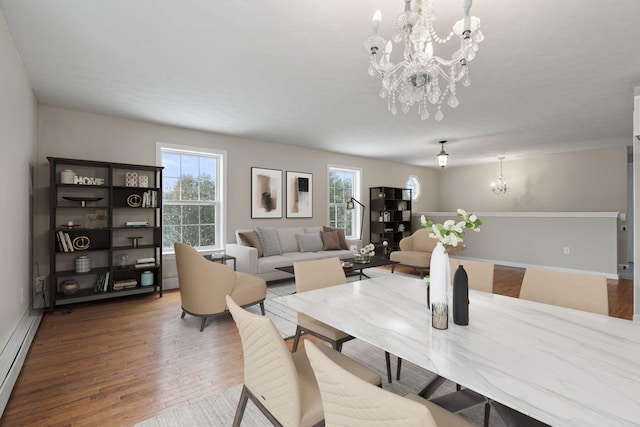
xmin=390 ymin=228 xmax=438 ymax=278
xmin=174 ymin=242 xmax=267 ymax=331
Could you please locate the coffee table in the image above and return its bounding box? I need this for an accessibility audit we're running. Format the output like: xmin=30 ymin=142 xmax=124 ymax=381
xmin=275 ymin=256 xmax=398 ymax=280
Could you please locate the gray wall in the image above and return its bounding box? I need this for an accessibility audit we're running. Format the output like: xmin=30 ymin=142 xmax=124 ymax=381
xmin=436 ymin=148 xmax=629 ymax=265
xmin=0 ymin=8 xmax=38 ymax=382
xmin=415 ymin=212 xmax=619 ymax=278
xmin=34 ymin=105 xmax=439 ymax=287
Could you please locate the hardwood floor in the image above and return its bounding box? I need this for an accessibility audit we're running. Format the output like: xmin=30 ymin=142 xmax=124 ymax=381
xmin=1 ymin=266 xmax=633 ymax=426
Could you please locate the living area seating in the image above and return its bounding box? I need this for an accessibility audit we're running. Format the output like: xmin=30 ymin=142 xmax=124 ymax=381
xmin=449 ymin=258 xmax=495 ymax=293
xmin=519 ymin=267 xmax=609 ymax=315
xmin=291 ymin=257 xmax=398 ymax=383
xmin=389 ymin=228 xmax=437 ymax=278
xmin=226 ymin=295 xmax=382 ymax=427
xmin=305 ymin=340 xmax=474 ymax=427
xmin=226 ymin=226 xmax=360 ymax=282
xmin=174 ymin=242 xmax=267 ymax=331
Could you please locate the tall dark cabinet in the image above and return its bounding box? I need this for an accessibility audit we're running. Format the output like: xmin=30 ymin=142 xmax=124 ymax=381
xmin=48 ymin=157 xmax=163 ymax=310
xmin=369 ymin=187 xmax=412 ymax=257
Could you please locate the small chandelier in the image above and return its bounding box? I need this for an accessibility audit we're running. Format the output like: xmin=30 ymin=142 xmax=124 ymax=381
xmin=364 ymin=0 xmax=483 ymax=121
xmin=491 ymin=157 xmax=508 ymax=195
xmin=437 ymin=141 xmax=448 ymax=168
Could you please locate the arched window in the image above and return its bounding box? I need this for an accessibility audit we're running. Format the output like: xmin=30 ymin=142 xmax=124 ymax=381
xmin=406 ymin=175 xmax=421 ymax=200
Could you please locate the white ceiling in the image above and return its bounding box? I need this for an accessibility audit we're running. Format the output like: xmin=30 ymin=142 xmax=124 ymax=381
xmin=1 ymin=0 xmax=639 ymax=167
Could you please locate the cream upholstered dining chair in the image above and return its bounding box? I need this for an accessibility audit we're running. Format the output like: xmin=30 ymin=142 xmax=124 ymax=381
xmin=226 ymin=295 xmax=382 ymax=427
xmin=519 ymin=267 xmax=609 ymax=315
xmin=291 ymin=257 xmax=399 ymax=383
xmin=449 ymin=258 xmax=495 ymax=293
xmin=174 ymin=242 xmax=267 ymax=331
xmin=389 ymin=228 xmax=438 ymax=278
xmin=305 ymin=340 xmax=474 ymax=427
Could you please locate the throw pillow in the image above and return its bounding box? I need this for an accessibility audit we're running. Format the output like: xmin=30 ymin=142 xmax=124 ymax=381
xmin=321 ymin=230 xmax=342 ymax=251
xmin=237 ymin=230 xmax=263 ymax=258
xmin=255 ymin=227 xmax=283 ymax=257
xmin=296 ymin=232 xmax=324 ymax=253
xmin=323 ymin=226 xmax=349 ymax=250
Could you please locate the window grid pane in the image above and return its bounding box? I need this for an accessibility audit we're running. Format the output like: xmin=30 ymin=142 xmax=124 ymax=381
xmin=161 ymin=148 xmax=221 ymax=251
xmin=328 ymin=168 xmax=359 ymax=239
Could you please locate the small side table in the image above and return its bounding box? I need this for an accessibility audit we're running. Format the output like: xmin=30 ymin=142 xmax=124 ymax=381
xmin=208 ymin=254 xmax=236 ymax=271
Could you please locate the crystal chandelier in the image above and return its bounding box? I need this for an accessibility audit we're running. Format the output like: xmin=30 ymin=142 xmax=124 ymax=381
xmin=490 ymin=157 xmax=508 ymax=195
xmin=364 ymin=0 xmax=483 ymax=121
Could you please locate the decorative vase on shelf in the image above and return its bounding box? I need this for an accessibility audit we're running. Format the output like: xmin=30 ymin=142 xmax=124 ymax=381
xmin=452 ymin=265 xmax=469 ymax=326
xmin=429 ymin=241 xmax=450 ymax=329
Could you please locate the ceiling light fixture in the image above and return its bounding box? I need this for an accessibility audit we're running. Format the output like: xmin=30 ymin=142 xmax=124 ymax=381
xmin=490 ymin=157 xmax=508 ymax=195
xmin=364 ymin=0 xmax=483 ymax=121
xmin=437 ymin=141 xmax=449 ymax=168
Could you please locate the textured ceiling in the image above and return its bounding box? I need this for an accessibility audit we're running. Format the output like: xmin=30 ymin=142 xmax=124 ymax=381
xmin=1 ymin=0 xmax=639 ymax=167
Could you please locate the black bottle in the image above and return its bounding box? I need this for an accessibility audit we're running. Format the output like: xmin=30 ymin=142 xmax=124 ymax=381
xmin=453 ymin=265 xmax=469 ymax=325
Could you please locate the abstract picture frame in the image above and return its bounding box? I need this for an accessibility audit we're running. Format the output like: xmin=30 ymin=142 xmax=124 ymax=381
xmin=286 ymin=171 xmax=313 ymax=218
xmin=251 ymin=167 xmax=282 ymax=218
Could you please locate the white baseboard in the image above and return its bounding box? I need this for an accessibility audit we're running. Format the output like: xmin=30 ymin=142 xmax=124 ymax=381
xmin=0 ymin=308 xmax=42 ymax=417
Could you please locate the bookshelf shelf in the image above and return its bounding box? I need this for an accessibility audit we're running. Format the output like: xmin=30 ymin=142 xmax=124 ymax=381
xmin=369 ymin=186 xmax=412 ymax=258
xmin=48 ymin=157 xmax=163 ymax=310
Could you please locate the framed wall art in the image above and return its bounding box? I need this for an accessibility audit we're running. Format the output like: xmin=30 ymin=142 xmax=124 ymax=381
xmin=286 ymin=171 xmax=312 ymax=218
xmin=251 ymin=167 xmax=282 ymax=218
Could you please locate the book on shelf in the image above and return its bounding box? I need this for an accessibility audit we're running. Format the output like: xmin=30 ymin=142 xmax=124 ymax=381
xmin=141 ymin=189 xmax=158 ymax=208
xmin=135 ymin=262 xmax=156 ymax=268
xmin=113 ymin=279 xmax=138 ymax=290
xmin=56 ymin=231 xmax=66 ymax=252
xmin=64 ymin=232 xmax=74 ymax=252
xmin=125 ymin=221 xmax=149 ymax=227
xmin=136 ymin=257 xmax=155 ymax=264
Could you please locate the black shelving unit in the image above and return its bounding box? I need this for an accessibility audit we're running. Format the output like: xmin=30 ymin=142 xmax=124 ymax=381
xmin=48 ymin=157 xmax=163 ymax=310
xmin=369 ymin=187 xmax=412 ymax=258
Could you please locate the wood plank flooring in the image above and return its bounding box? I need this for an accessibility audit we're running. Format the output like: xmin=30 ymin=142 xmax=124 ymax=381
xmin=0 ymin=266 xmax=633 ymax=426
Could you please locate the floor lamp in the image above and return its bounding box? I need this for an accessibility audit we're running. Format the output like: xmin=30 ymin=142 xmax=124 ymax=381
xmin=346 ymin=196 xmax=365 ymax=240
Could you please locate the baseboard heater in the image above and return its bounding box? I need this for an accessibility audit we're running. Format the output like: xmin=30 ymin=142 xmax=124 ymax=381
xmin=0 ymin=308 xmax=42 ymax=416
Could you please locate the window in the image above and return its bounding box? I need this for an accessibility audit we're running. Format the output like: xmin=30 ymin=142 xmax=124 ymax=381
xmin=406 ymin=175 xmax=421 ymax=200
xmin=158 ymin=143 xmax=226 ymax=253
xmin=328 ymin=166 xmax=362 ymax=239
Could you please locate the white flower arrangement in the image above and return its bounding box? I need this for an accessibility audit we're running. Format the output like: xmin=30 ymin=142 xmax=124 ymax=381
xmin=420 ymin=209 xmax=482 ymax=247
xmin=355 ymin=243 xmax=376 ymax=257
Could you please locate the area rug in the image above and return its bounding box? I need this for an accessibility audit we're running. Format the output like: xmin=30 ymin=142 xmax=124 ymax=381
xmin=138 ymin=268 xmax=507 ymax=426
xmin=136 ymin=338 xmax=506 ymax=427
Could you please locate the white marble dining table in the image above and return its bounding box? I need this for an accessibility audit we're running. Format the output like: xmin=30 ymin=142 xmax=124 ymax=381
xmin=277 ymin=274 xmax=640 ymax=427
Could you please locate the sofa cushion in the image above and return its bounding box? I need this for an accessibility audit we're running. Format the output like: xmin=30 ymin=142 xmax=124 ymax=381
xmin=256 ymin=227 xmax=283 ymax=257
xmin=237 ymin=229 xmax=264 ymax=258
xmin=322 ymin=226 xmax=349 ymax=250
xmin=304 ymin=226 xmax=323 ymax=234
xmin=321 ymin=230 xmax=342 ymax=250
xmin=296 ymin=232 xmax=324 ymax=252
xmin=276 ymin=227 xmax=305 ymax=253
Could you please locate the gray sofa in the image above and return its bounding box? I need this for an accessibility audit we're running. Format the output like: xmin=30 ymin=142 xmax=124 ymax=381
xmin=225 ymin=226 xmax=361 ymax=282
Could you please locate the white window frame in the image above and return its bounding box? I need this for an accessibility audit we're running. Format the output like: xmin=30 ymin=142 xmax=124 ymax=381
xmin=406 ymin=175 xmax=421 ymax=201
xmin=157 ymin=142 xmax=227 ymax=255
xmin=328 ymin=165 xmax=362 ymax=240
